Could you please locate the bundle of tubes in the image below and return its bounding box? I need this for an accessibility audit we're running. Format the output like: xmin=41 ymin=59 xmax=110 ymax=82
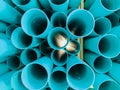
xmin=1 ymin=0 xmax=120 ymax=90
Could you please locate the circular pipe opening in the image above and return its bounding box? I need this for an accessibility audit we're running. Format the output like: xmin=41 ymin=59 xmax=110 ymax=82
xmin=25 ymin=64 xmax=48 ymax=89
xmin=52 ymin=50 xmax=67 ymax=66
xmin=7 ymin=56 xmax=20 ymax=70
xmin=94 ymin=56 xmax=112 ymax=73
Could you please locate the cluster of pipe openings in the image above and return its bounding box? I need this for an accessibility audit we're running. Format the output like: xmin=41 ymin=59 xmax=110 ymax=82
xmin=0 ymin=0 xmax=120 ymax=90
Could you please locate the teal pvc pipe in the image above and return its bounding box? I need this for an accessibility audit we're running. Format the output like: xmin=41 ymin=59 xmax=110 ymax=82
xmin=6 ymin=24 xmax=18 ymax=38
xmin=106 ymin=13 xmax=119 ymax=27
xmin=0 ymin=71 xmax=15 ymax=90
xmin=0 ymin=21 xmax=8 ymax=33
xmin=111 ymin=54 xmax=120 ymax=64
xmin=66 ymin=8 xmax=76 ymax=16
xmin=38 ymin=0 xmax=51 ymax=9
xmin=68 ymin=0 xmax=81 ymax=8
xmin=50 ymin=12 xmax=67 ymax=28
xmin=66 ymin=9 xmax=95 ymax=39
xmin=67 ymin=87 xmax=75 ymax=90
xmin=0 ymin=63 xmax=9 ymax=75
xmin=89 ymin=0 xmax=120 ymax=18
xmin=47 ymin=27 xmax=70 ymax=50
xmin=90 ymin=17 xmax=112 ymax=36
xmin=21 ymin=56 xmax=53 ymax=90
xmin=12 ymin=0 xmax=40 ymax=11
xmin=11 ymin=27 xmax=40 ymax=49
xmin=108 ymin=62 xmax=120 ymax=85
xmin=11 ymin=70 xmax=28 ymax=90
xmin=51 ymin=50 xmax=68 ymax=66
xmin=39 ymin=40 xmax=53 ymax=56
xmin=0 ymin=33 xmax=18 ymax=57
xmin=48 ymin=0 xmax=69 ymax=12
xmin=84 ymin=51 xmax=112 ymax=73
xmin=6 ymin=56 xmax=23 ymax=70
xmin=20 ymin=48 xmax=41 ymax=65
xmin=0 ymin=56 xmax=8 ymax=63
xmin=0 ymin=0 xmax=22 ymax=24
xmin=84 ymin=0 xmax=95 ymax=10
xmin=66 ymin=56 xmax=95 ymax=90
xmin=65 ymin=40 xmax=80 ymax=55
xmin=48 ymin=67 xmax=68 ymax=90
xmin=94 ymin=73 xmax=120 ymax=90
xmin=110 ymin=26 xmax=120 ymax=38
xmin=21 ymin=8 xmax=51 ymax=38
xmin=84 ymin=34 xmax=120 ymax=58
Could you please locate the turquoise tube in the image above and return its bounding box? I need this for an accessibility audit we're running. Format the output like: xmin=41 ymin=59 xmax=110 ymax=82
xmin=0 ymin=21 xmax=8 ymax=33
xmin=11 ymin=27 xmax=40 ymax=49
xmin=84 ymin=34 xmax=120 ymax=58
xmin=6 ymin=56 xmax=23 ymax=70
xmin=0 ymin=63 xmax=9 ymax=75
xmin=11 ymin=70 xmax=28 ymax=90
xmin=110 ymin=26 xmax=120 ymax=38
xmin=0 ymin=71 xmax=15 ymax=90
xmin=66 ymin=8 xmax=76 ymax=15
xmin=106 ymin=13 xmax=119 ymax=27
xmin=0 ymin=0 xmax=22 ymax=24
xmin=84 ymin=51 xmax=112 ymax=73
xmin=68 ymin=0 xmax=81 ymax=8
xmin=51 ymin=50 xmax=68 ymax=66
xmin=21 ymin=8 xmax=51 ymax=38
xmin=21 ymin=56 xmax=53 ymax=90
xmin=12 ymin=0 xmax=40 ymax=11
xmin=48 ymin=67 xmax=68 ymax=90
xmin=38 ymin=0 xmax=50 ymax=9
xmin=65 ymin=40 xmax=80 ymax=55
xmin=15 ymin=6 xmax=25 ymax=14
xmin=90 ymin=17 xmax=112 ymax=36
xmin=50 ymin=12 xmax=67 ymax=28
xmin=0 ymin=33 xmax=18 ymax=57
xmin=84 ymin=0 xmax=95 ymax=10
xmin=0 ymin=56 xmax=8 ymax=63
xmin=39 ymin=40 xmax=53 ymax=56
xmin=20 ymin=48 xmax=41 ymax=65
xmin=89 ymin=0 xmax=120 ymax=18
xmin=6 ymin=24 xmax=18 ymax=38
xmin=66 ymin=56 xmax=95 ymax=90
xmin=66 ymin=9 xmax=95 ymax=39
xmin=94 ymin=73 xmax=120 ymax=90
xmin=47 ymin=27 xmax=70 ymax=50
xmin=108 ymin=62 xmax=120 ymax=84
xmin=48 ymin=0 xmax=69 ymax=12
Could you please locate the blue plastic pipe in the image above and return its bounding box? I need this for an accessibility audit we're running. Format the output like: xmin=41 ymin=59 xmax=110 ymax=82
xmin=0 ymin=33 xmax=18 ymax=57
xmin=20 ymin=48 xmax=41 ymax=65
xmin=68 ymin=0 xmax=81 ymax=8
xmin=84 ymin=0 xmax=95 ymax=10
xmin=11 ymin=70 xmax=28 ymax=90
xmin=0 ymin=63 xmax=9 ymax=75
xmin=93 ymin=73 xmax=120 ymax=90
xmin=90 ymin=17 xmax=112 ymax=36
xmin=66 ymin=56 xmax=95 ymax=90
xmin=21 ymin=8 xmax=51 ymax=38
xmin=0 ymin=0 xmax=22 ymax=24
xmin=84 ymin=51 xmax=112 ymax=73
xmin=66 ymin=9 xmax=95 ymax=39
xmin=47 ymin=27 xmax=70 ymax=50
xmin=84 ymin=34 xmax=120 ymax=58
xmin=50 ymin=12 xmax=67 ymax=28
xmin=51 ymin=50 xmax=68 ymax=66
xmin=89 ymin=0 xmax=120 ymax=18
xmin=21 ymin=56 xmax=53 ymax=90
xmin=38 ymin=0 xmax=50 ymax=9
xmin=0 ymin=21 xmax=8 ymax=33
xmin=48 ymin=67 xmax=68 ymax=90
xmin=11 ymin=27 xmax=40 ymax=49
